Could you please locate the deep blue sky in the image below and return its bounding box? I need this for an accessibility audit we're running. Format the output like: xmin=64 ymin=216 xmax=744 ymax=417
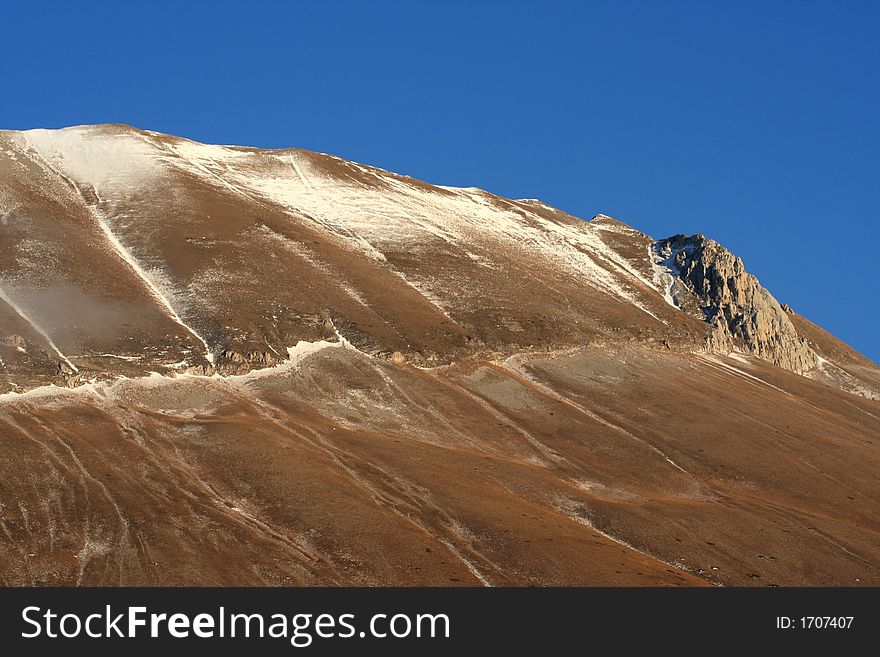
xmin=3 ymin=1 xmax=878 ymax=361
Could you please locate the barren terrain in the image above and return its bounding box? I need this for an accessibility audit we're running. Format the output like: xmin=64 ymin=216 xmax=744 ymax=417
xmin=0 ymin=125 xmax=877 ymax=585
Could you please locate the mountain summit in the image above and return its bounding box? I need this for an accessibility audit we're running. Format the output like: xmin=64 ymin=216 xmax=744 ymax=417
xmin=1 ymin=125 xmax=878 ymax=586
xmin=1 ymin=125 xmax=874 ymax=397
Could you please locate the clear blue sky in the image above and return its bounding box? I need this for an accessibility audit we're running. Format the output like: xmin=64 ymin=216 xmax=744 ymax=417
xmin=2 ymin=1 xmax=878 ymax=361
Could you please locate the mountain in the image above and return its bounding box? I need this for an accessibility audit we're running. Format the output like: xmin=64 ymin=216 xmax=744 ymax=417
xmin=0 ymin=124 xmax=877 ymax=586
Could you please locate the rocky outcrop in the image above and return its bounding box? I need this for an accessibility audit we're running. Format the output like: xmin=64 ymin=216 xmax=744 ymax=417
xmin=655 ymin=234 xmax=818 ymax=374
xmin=213 ymin=349 xmax=282 ymax=375
xmin=0 ymin=334 xmax=27 ymax=350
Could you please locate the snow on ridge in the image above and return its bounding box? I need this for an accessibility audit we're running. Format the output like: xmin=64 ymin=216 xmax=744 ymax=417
xmin=0 ymin=339 xmax=346 ymax=404
xmin=19 ymin=126 xmax=160 ymax=193
xmin=91 ymin=353 xmax=144 ymax=362
xmin=515 ymin=198 xmax=556 ymax=211
xmin=15 ymin=127 xmax=671 ymax=317
xmin=166 ymin=143 xmax=668 ymax=317
xmin=589 ymin=214 xmax=627 ymax=232
xmin=165 ymin=138 xmax=243 ymax=161
xmin=0 ymin=381 xmax=98 ymax=404
xmin=223 ymin=339 xmax=343 ymax=383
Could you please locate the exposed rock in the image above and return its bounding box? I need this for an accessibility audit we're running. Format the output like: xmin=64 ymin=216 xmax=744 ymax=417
xmin=214 ymin=349 xmax=282 ymax=375
xmin=655 ymin=234 xmax=818 ymax=374
xmin=1 ymin=334 xmax=27 ymax=350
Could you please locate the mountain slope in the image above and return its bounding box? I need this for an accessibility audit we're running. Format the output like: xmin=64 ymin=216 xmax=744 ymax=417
xmin=0 ymin=125 xmax=877 ymax=586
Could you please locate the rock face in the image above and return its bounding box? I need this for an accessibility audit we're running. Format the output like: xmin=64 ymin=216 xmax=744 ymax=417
xmin=654 ymin=234 xmax=818 ymax=374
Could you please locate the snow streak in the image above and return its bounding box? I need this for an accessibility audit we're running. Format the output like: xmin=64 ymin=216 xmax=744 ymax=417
xmin=0 ymin=285 xmax=78 ymax=372
xmin=85 ymin=198 xmax=217 ymax=365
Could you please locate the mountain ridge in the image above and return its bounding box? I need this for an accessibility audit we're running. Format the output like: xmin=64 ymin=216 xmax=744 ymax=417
xmin=2 ymin=124 xmax=872 ymax=398
xmin=1 ymin=125 xmax=878 ymax=586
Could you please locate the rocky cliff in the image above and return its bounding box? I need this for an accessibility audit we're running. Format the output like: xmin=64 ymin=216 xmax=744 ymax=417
xmin=653 ymin=234 xmax=819 ymax=375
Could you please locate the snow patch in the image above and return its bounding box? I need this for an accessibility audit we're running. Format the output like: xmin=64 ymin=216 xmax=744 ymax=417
xmin=90 ymin=353 xmax=144 ymax=362
xmin=650 ymin=240 xmax=699 ymax=310
xmin=20 ymin=126 xmax=160 ymax=193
